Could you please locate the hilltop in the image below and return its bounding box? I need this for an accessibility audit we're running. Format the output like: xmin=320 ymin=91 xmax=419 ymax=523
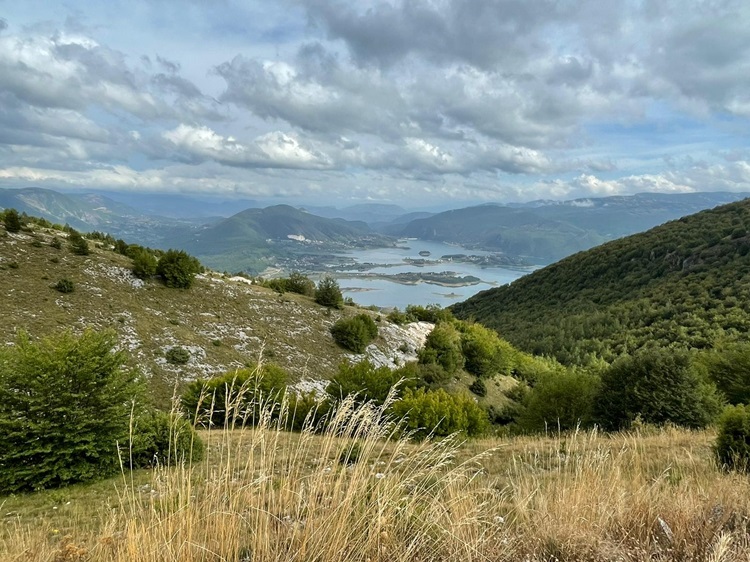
xmin=0 ymin=220 xmax=427 ymax=407
xmin=452 ymin=198 xmax=750 ymax=364
xmin=180 ymin=204 xmax=394 ymax=273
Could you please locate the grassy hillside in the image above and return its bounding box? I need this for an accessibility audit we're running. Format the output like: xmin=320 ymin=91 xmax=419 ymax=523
xmin=3 ymin=406 xmax=750 ymax=561
xmin=0 ymin=221 xmax=416 ymax=407
xmin=452 ymin=198 xmax=750 ymax=364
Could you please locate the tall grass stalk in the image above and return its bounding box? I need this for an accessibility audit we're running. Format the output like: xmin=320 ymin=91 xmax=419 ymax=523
xmin=4 ymin=393 xmax=750 ymax=561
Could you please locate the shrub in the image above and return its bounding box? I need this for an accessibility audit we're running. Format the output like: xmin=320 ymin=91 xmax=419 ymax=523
xmin=595 ymin=348 xmax=723 ymax=430
xmin=315 ymin=275 xmax=344 ymax=308
xmin=157 ymin=249 xmax=202 ymax=289
xmin=715 ymin=404 xmax=750 ymax=472
xmin=50 ymin=237 xmax=63 ymax=249
xmin=54 ymin=278 xmax=75 ymax=293
xmin=418 ymin=322 xmax=465 ymax=375
xmin=182 ymin=365 xmax=289 ymax=427
xmin=165 ymin=346 xmax=191 ymax=365
xmin=516 ymin=369 xmax=601 ymax=433
xmin=391 ymin=388 xmax=488 ymax=439
xmin=286 ymin=272 xmax=316 ymax=296
xmin=326 ymin=359 xmax=409 ymax=405
xmin=469 ymin=378 xmax=487 ymax=397
xmin=130 ymin=411 xmax=204 ymax=468
xmin=330 ymin=314 xmax=378 ymax=353
xmin=0 ymin=330 xmax=141 ymax=493
xmin=131 ymin=249 xmax=158 ymax=279
xmin=68 ymin=230 xmax=90 ymax=256
xmin=3 ymin=208 xmax=22 ymax=233
xmin=460 ymin=323 xmax=517 ymax=377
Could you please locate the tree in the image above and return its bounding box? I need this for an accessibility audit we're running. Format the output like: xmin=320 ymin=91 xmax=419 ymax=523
xmin=286 ymin=272 xmax=316 ymax=297
xmin=0 ymin=330 xmax=142 ymax=493
xmin=391 ymin=388 xmax=488 ymax=439
xmin=595 ymin=348 xmax=723 ymax=431
xmin=325 ymin=359 xmax=411 ymax=406
xmin=3 ymin=208 xmax=22 ymax=233
xmin=715 ymin=404 xmax=750 ymax=472
xmin=516 ymin=369 xmax=600 ymax=433
xmin=418 ymin=322 xmax=464 ymax=376
xmin=460 ymin=323 xmax=517 ymax=377
xmin=330 ymin=314 xmax=378 ymax=353
xmin=131 ymin=248 xmax=158 ymax=279
xmin=157 ymin=249 xmax=202 ymax=289
xmin=68 ymin=230 xmax=90 ymax=256
xmin=315 ymin=275 xmax=344 ymax=308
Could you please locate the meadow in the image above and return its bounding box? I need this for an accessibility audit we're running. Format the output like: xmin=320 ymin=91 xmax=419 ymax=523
xmin=2 ymin=397 xmax=748 ymax=562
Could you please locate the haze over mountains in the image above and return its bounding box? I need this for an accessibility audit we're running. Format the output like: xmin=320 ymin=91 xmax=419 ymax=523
xmin=1 ymin=187 xmax=747 ymax=273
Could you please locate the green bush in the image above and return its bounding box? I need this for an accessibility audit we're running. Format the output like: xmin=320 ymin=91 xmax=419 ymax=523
xmin=50 ymin=237 xmax=63 ymax=249
xmin=715 ymin=404 xmax=750 ymax=472
xmin=330 ymin=314 xmax=378 ymax=353
xmin=130 ymin=411 xmax=204 ymax=468
xmin=516 ymin=369 xmax=601 ymax=433
xmin=391 ymin=388 xmax=488 ymax=439
xmin=460 ymin=323 xmax=517 ymax=377
xmin=54 ymin=278 xmax=75 ymax=293
xmin=315 ymin=275 xmax=344 ymax=308
xmin=595 ymin=348 xmax=723 ymax=430
xmin=698 ymin=343 xmax=750 ymax=406
xmin=418 ymin=322 xmax=465 ymax=376
xmin=469 ymin=378 xmax=487 ymax=397
xmin=131 ymin=249 xmax=158 ymax=279
xmin=166 ymin=346 xmax=190 ymax=365
xmin=0 ymin=330 xmax=142 ymax=493
xmin=157 ymin=249 xmax=202 ymax=289
xmin=68 ymin=230 xmax=90 ymax=256
xmin=326 ymin=359 xmax=411 ymax=405
xmin=182 ymin=365 xmax=289 ymax=427
xmin=3 ymin=208 xmax=22 ymax=233
xmin=286 ymin=272 xmax=316 ymax=296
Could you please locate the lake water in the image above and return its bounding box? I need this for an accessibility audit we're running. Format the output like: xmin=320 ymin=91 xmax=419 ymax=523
xmin=324 ymin=240 xmax=533 ymax=310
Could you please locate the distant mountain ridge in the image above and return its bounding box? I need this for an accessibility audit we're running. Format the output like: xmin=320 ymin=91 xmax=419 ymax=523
xmin=394 ymin=191 xmax=748 ymax=263
xmin=451 ymin=198 xmax=750 ymax=365
xmin=180 ymin=204 xmax=394 ymax=272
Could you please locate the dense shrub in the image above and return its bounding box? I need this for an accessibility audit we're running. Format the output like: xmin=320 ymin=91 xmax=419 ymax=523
xmin=286 ymin=391 xmax=331 ymax=432
xmin=595 ymin=348 xmax=723 ymax=430
xmin=391 ymin=388 xmax=488 ymax=439
xmin=286 ymin=272 xmax=316 ymax=296
xmin=698 ymin=343 xmax=750 ymax=405
xmin=516 ymin=369 xmax=601 ymax=433
xmin=68 ymin=230 xmax=90 ymax=255
xmin=3 ymin=208 xmax=22 ymax=233
xmin=418 ymin=322 xmax=465 ymax=375
xmin=715 ymin=404 xmax=750 ymax=472
xmin=460 ymin=323 xmax=517 ymax=377
xmin=469 ymin=378 xmax=487 ymax=397
xmin=0 ymin=330 xmax=142 ymax=493
xmin=54 ymin=278 xmax=75 ymax=293
xmin=157 ymin=249 xmax=202 ymax=289
xmin=182 ymin=365 xmax=289 ymax=427
xmin=330 ymin=314 xmax=378 ymax=353
xmin=130 ymin=411 xmax=204 ymax=468
xmin=326 ymin=359 xmax=414 ymax=405
xmin=50 ymin=236 xmax=63 ymax=249
xmin=315 ymin=275 xmax=344 ymax=308
xmin=131 ymin=249 xmax=158 ymax=279
xmin=166 ymin=346 xmax=190 ymax=365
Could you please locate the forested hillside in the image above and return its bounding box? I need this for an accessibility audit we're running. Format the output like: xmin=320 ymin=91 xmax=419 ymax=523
xmin=452 ymin=198 xmax=750 ymax=365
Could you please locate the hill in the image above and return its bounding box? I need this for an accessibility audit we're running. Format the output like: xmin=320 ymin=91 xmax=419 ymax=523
xmin=181 ymin=204 xmax=394 ymax=272
xmin=0 ymin=219 xmax=426 ymax=407
xmin=397 ymin=192 xmax=747 ymax=263
xmin=0 ymin=187 xmax=203 ymax=248
xmin=451 ymin=198 xmax=750 ymax=364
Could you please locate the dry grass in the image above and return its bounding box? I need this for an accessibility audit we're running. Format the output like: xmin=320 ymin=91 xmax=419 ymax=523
xmin=2 ymin=397 xmax=750 ymax=562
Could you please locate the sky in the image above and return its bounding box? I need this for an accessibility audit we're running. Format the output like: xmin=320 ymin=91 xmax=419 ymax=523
xmin=0 ymin=0 xmax=749 ymax=207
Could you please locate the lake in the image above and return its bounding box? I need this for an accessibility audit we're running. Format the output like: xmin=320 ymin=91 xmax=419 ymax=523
xmin=322 ymin=240 xmax=533 ymax=310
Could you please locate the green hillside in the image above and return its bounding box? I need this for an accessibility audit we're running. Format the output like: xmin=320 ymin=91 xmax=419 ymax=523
xmin=182 ymin=204 xmax=393 ymax=272
xmin=451 ymin=198 xmax=750 ymax=365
